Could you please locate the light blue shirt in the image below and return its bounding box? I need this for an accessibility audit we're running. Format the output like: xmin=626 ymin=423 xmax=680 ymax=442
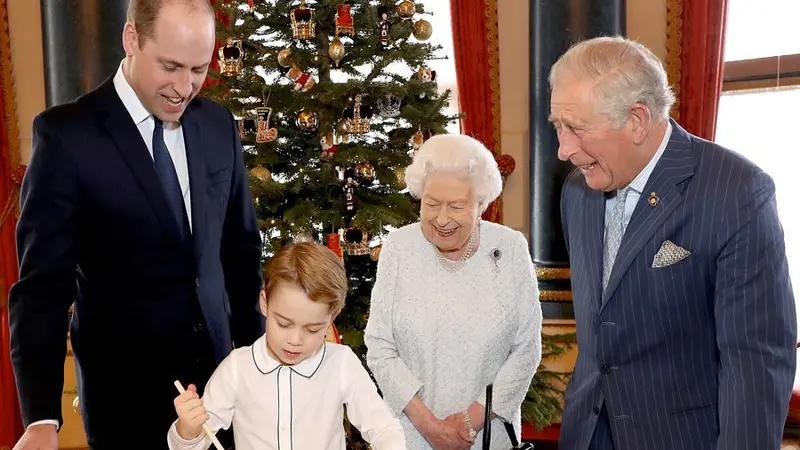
xmin=605 ymin=121 xmax=672 ymax=234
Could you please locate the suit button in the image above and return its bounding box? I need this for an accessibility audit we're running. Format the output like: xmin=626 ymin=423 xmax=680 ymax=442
xmin=592 ymin=405 xmax=600 ymax=415
xmin=195 ymin=278 xmax=200 ymax=287
xmin=601 ymin=364 xmax=612 ymax=374
xmin=193 ymin=323 xmax=204 ymax=333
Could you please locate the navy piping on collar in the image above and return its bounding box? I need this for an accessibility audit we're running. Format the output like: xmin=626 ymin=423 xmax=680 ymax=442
xmin=251 ymin=345 xmax=281 ymax=375
xmin=291 ymin=343 xmax=326 ymax=379
xmin=276 ymin=366 xmax=282 ymax=450
xmin=250 ymin=342 xmax=328 ymax=378
xmin=289 ymin=371 xmax=294 ymax=450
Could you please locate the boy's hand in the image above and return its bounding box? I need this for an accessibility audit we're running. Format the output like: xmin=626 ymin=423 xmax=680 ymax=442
xmin=174 ymin=384 xmax=208 ymax=440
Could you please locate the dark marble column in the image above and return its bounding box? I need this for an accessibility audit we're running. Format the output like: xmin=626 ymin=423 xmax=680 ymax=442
xmin=529 ymin=0 xmax=625 ymax=319
xmin=41 ymin=0 xmax=128 ymax=107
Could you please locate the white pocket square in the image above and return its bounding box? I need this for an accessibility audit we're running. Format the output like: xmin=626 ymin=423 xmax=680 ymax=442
xmin=652 ymin=240 xmax=691 ymax=268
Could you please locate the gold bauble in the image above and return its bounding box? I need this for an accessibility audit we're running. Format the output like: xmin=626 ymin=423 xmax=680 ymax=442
xmin=295 ymin=110 xmax=320 ymax=133
xmin=355 ymin=161 xmax=376 ymax=182
xmin=394 ymin=167 xmax=406 ymax=188
xmin=328 ymin=36 xmax=345 ymax=67
xmin=277 ymin=48 xmax=293 ymax=68
xmin=396 ymin=0 xmax=416 ymax=19
xmin=370 ymin=244 xmax=382 ymax=261
xmin=412 ymin=19 xmax=432 ymax=41
xmin=250 ymin=166 xmax=272 ymax=183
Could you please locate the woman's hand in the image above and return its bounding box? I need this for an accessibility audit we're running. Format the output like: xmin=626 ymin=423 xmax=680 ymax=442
xmin=421 ymin=417 xmax=474 ymax=450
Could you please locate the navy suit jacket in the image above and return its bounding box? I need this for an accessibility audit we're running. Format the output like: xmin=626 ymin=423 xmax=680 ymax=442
xmin=9 ymin=77 xmax=263 ymax=445
xmin=559 ymin=120 xmax=796 ymax=450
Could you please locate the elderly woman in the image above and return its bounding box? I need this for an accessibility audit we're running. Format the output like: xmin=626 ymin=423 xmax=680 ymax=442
xmin=364 ymin=134 xmax=542 ymax=449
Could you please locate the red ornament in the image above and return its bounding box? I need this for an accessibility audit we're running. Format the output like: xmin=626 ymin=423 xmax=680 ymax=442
xmin=12 ymin=164 xmax=27 ymax=185
xmin=496 ymin=154 xmax=516 ymax=177
xmin=327 ymin=232 xmax=343 ymax=259
xmin=335 ymin=4 xmax=354 ymax=36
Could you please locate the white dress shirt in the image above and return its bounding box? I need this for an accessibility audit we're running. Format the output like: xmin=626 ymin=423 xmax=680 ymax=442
xmin=113 ymin=60 xmax=193 ymax=231
xmin=26 ymin=60 xmax=197 ymax=432
xmin=167 ymin=335 xmax=407 ymax=450
xmin=604 ymin=121 xmax=672 ymax=233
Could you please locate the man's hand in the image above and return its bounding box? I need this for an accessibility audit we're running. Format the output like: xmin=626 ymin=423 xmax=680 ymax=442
xmin=173 ymin=383 xmax=208 ymax=440
xmin=421 ymin=417 xmax=473 ymax=450
xmin=12 ymin=423 xmax=58 ymax=450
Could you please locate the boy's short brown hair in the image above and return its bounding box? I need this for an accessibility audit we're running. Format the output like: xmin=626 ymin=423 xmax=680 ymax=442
xmin=264 ymin=242 xmax=348 ymax=316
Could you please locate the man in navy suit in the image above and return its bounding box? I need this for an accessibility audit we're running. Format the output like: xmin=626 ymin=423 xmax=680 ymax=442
xmin=10 ymin=1 xmax=262 ymax=449
xmin=552 ymin=36 xmax=796 ymax=450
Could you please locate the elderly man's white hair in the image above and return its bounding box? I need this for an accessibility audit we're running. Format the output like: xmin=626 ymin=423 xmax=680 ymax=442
xmin=549 ymin=36 xmax=676 ymax=128
xmin=404 ymin=134 xmax=503 ymax=213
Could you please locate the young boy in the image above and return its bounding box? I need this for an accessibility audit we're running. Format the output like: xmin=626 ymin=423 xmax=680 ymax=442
xmin=168 ymin=242 xmax=407 ymax=450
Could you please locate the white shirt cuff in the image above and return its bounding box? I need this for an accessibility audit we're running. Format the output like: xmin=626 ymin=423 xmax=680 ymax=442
xmin=27 ymin=419 xmax=59 ymax=431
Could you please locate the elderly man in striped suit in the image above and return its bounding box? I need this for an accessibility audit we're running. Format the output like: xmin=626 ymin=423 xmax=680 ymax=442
xmin=552 ymin=36 xmax=797 ymax=450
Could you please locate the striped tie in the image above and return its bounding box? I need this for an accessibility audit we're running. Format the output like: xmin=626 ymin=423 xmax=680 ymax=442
xmin=602 ymin=187 xmax=630 ymax=291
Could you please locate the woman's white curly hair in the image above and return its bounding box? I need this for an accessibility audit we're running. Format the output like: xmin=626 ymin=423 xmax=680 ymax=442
xmin=404 ymin=134 xmax=503 ymax=213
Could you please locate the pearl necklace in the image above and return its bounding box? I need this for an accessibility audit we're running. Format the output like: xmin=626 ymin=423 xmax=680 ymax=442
xmin=434 ymin=224 xmax=478 ymax=273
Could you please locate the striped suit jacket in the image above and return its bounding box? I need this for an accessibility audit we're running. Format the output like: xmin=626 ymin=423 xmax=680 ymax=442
xmin=558 ymin=120 xmax=797 ymax=450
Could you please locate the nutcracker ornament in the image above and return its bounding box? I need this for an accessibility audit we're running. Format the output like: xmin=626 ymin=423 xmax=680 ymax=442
xmin=335 ymin=4 xmax=354 ymax=36
xmin=377 ymin=6 xmax=392 ymax=48
xmin=344 ymin=169 xmax=357 ymax=214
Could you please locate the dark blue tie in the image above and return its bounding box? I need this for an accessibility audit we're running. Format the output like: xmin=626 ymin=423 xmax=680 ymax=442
xmin=152 ymin=117 xmax=189 ymax=240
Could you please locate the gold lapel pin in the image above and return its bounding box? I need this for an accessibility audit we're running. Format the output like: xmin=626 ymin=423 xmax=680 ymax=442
xmin=648 ymin=192 xmax=659 ymax=207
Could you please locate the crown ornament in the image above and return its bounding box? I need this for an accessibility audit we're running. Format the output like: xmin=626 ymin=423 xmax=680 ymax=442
xmin=218 ymin=38 xmax=244 ymax=77
xmin=341 ymin=94 xmax=373 ymax=134
xmin=376 ymin=95 xmax=402 ymax=118
xmin=290 ymin=0 xmax=316 ymax=40
xmin=344 ymin=228 xmax=371 ymax=256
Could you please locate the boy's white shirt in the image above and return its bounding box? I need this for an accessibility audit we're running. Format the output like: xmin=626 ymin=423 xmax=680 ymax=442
xmin=166 ymin=334 xmax=407 ymax=450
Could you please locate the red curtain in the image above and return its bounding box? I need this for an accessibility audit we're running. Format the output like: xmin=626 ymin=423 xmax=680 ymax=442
xmin=666 ymin=0 xmax=729 ymax=140
xmin=450 ymin=0 xmax=514 ymax=223
xmin=0 ymin=0 xmax=25 ymax=445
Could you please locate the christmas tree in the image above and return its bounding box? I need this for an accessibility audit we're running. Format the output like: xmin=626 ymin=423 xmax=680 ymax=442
xmin=206 ymin=0 xmax=455 ymax=362
xmin=207 ymin=0 xmax=576 ymax=441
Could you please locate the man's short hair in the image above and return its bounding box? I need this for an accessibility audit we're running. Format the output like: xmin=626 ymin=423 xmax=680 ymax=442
xmin=549 ymin=36 xmax=676 ymax=127
xmin=127 ymin=0 xmax=214 ymax=47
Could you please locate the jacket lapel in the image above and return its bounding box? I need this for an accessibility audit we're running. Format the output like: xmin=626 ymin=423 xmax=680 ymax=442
xmin=181 ymin=107 xmax=207 ymax=262
xmin=95 ymin=79 xmax=189 ymax=252
xmin=584 ymin=186 xmax=607 ymax=306
xmin=600 ymin=121 xmax=695 ymax=310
